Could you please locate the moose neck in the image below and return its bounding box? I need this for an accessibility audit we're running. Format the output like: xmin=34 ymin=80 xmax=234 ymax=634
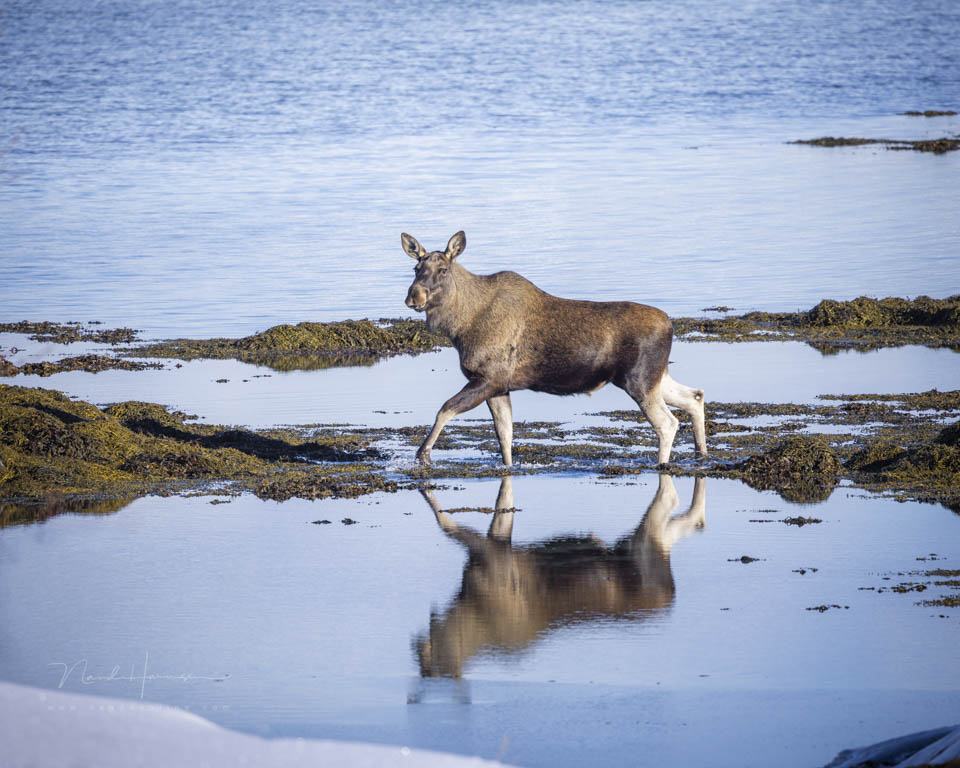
xmin=425 ymin=263 xmax=488 ymax=342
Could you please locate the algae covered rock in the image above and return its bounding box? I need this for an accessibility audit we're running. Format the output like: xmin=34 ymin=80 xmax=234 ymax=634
xmin=936 ymin=420 xmax=960 ymax=447
xmin=845 ymin=440 xmax=906 ymax=472
xmin=804 ymin=296 xmax=960 ymax=329
xmin=0 ymin=385 xmax=380 ymax=503
xmin=735 ymin=435 xmax=842 ymax=503
xmin=251 ymin=471 xmax=398 ymax=502
xmin=125 ymin=318 xmax=451 ymax=370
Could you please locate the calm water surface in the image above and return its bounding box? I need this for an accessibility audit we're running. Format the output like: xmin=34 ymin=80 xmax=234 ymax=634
xmin=1 ymin=475 xmax=958 ymax=767
xmin=2 ymin=0 xmax=959 ymax=336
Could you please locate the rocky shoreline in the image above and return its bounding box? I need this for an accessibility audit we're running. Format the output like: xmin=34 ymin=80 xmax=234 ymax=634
xmin=2 ymin=296 xmax=959 ymax=520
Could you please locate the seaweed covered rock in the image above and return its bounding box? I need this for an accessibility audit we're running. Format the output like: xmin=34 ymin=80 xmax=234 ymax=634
xmin=0 ymin=321 xmax=140 ymax=344
xmin=804 ymin=296 xmax=960 ymax=329
xmin=0 ymin=385 xmax=380 ymax=501
xmin=124 ymin=318 xmax=451 ymax=370
xmin=673 ymin=295 xmax=960 ymax=350
xmin=846 ymin=426 xmax=960 ymax=511
xmin=0 ymin=357 xmax=19 ymax=377
xmin=845 ymin=440 xmax=906 ymax=472
xmin=735 ymin=435 xmax=842 ymax=503
xmin=17 ymin=355 xmax=162 ymax=376
xmin=251 ymin=471 xmax=398 ymax=502
xmin=936 ymin=420 xmax=960 ymax=447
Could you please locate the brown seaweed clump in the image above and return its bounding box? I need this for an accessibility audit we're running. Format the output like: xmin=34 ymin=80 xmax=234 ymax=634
xmin=790 ymin=137 xmax=959 ymax=154
xmin=900 ymin=109 xmax=958 ymax=117
xmin=0 ymin=356 xmax=18 ymax=377
xmin=0 ymin=385 xmax=390 ymax=508
xmin=15 ymin=355 xmax=163 ymax=376
xmin=733 ymin=435 xmax=842 ymax=503
xmin=250 ymin=471 xmax=398 ymax=502
xmin=124 ymin=318 xmax=451 ymax=370
xmin=673 ymin=295 xmax=960 ymax=351
xmin=0 ymin=321 xmax=140 ymax=344
xmin=846 ymin=421 xmax=960 ymax=512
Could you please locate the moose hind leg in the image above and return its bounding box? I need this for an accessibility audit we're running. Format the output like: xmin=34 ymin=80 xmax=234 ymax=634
xmin=660 ymin=373 xmax=707 ymax=457
xmin=624 ymin=382 xmax=679 ymax=466
xmin=487 ymin=393 xmax=513 ymax=466
xmin=418 ymin=380 xmax=495 ymax=464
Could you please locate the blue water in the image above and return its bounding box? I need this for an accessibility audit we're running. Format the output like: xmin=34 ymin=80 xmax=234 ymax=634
xmin=1 ymin=0 xmax=959 ymax=337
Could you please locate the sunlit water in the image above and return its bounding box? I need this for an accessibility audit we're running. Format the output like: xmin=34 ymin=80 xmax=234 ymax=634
xmin=1 ymin=0 xmax=959 ymax=337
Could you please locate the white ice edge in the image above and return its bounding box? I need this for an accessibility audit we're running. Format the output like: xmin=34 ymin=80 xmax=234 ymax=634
xmin=0 ymin=680 xmax=510 ymax=768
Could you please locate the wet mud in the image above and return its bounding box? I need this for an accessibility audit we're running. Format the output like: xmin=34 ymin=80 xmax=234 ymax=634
xmin=672 ymin=295 xmax=960 ymax=352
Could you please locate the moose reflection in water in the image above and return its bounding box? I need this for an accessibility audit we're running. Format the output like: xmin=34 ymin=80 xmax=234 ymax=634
xmin=414 ymin=474 xmax=706 ymax=679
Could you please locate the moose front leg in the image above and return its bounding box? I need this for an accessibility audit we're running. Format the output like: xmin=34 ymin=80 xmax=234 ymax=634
xmin=417 ymin=379 xmax=497 ymax=464
xmin=487 ymin=393 xmax=513 ymax=466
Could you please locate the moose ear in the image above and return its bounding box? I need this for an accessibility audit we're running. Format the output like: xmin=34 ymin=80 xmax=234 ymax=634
xmin=445 ymin=231 xmax=466 ymax=262
xmin=401 ymin=233 xmax=425 ymax=260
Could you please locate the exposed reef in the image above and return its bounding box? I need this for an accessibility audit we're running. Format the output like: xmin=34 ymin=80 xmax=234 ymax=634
xmin=0 ymin=385 xmax=391 ymax=509
xmin=0 ymin=355 xmax=163 ymax=377
xmin=731 ymin=435 xmax=841 ymax=503
xmin=0 ymin=321 xmax=140 ymax=344
xmin=672 ymin=295 xmax=960 ymax=352
xmin=7 ymin=383 xmax=959 ymax=517
xmin=123 ymin=318 xmax=451 ymax=370
xmin=900 ymin=109 xmax=957 ymax=117
xmin=790 ymin=136 xmax=959 ymax=154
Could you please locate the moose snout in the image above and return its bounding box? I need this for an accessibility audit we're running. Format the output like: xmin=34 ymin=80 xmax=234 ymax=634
xmin=406 ymin=284 xmax=428 ymax=311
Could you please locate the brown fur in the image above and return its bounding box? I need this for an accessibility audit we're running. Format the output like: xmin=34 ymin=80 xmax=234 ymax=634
xmin=403 ymin=231 xmax=707 ymax=465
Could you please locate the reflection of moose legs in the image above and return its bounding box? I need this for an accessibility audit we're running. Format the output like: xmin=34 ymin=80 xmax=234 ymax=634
xmin=415 ymin=474 xmax=706 ymax=679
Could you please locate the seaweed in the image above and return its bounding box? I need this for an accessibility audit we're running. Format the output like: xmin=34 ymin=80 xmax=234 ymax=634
xmin=123 ymin=318 xmax=451 ymax=370
xmin=0 ymin=321 xmax=139 ymax=344
xmin=0 ymin=385 xmax=382 ymax=505
xmin=672 ymin=295 xmax=960 ymax=352
xmin=732 ymin=435 xmax=842 ymax=503
xmin=900 ymin=110 xmax=957 ymax=117
xmin=15 ymin=355 xmax=163 ymax=376
xmin=4 ymin=375 xmax=960 ymax=512
xmin=790 ymin=136 xmax=959 ymax=154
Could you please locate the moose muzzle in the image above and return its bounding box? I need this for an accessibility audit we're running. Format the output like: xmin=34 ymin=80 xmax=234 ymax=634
xmin=406 ymin=283 xmax=428 ymax=311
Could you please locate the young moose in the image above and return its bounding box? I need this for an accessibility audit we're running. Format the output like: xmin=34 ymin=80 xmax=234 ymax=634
xmin=403 ymin=231 xmax=707 ymax=466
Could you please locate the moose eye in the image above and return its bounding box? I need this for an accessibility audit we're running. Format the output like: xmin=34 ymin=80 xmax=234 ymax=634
xmin=439 ymin=267 xmax=448 ymax=275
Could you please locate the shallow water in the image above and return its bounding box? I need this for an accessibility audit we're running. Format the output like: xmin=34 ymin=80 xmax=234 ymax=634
xmin=1 ymin=475 xmax=957 ymax=767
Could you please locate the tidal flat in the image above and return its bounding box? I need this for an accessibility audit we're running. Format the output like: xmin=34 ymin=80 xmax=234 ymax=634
xmin=1 ymin=315 xmax=959 ymax=768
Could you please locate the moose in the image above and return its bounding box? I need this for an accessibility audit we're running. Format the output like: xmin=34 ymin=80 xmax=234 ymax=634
xmin=403 ymin=231 xmax=707 ymax=466
xmin=415 ymin=474 xmax=707 ymax=678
